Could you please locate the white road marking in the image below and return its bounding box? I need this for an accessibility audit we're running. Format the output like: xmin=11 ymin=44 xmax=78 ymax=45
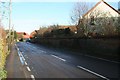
xmin=20 ymin=53 xmax=26 ymax=61
xmin=77 ymin=66 xmax=109 ymax=80
xmin=16 ymin=46 xmax=27 ymax=66
xmin=51 ymin=55 xmax=66 ymax=62
xmin=17 ymin=50 xmax=25 ymax=65
xmin=17 ymin=48 xmax=19 ymax=51
xmin=27 ymin=66 xmax=31 ymax=71
xmin=31 ymin=75 xmax=35 ymax=80
xmin=20 ymin=52 xmax=25 ymax=61
xmin=25 ymin=62 xmax=28 ymax=65
xmin=19 ymin=56 xmax=24 ymax=65
xmin=18 ymin=52 xmax=21 ymax=56
xmin=23 ymin=57 xmax=25 ymax=61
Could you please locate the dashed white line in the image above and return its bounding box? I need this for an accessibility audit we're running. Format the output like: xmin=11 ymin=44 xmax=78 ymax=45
xmin=25 ymin=62 xmax=28 ymax=65
xmin=27 ymin=66 xmax=31 ymax=71
xmin=51 ymin=55 xmax=66 ymax=62
xmin=31 ymin=75 xmax=35 ymax=80
xmin=23 ymin=57 xmax=25 ymax=61
xmin=77 ymin=66 xmax=109 ymax=80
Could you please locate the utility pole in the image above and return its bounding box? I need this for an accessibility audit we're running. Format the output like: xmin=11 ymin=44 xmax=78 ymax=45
xmin=12 ymin=25 xmax=14 ymax=43
xmin=8 ymin=0 xmax=12 ymax=49
xmin=0 ymin=0 xmax=2 ymax=27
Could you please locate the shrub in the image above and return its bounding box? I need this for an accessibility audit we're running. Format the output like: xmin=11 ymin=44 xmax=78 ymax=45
xmin=0 ymin=27 xmax=8 ymax=79
xmin=0 ymin=69 xmax=7 ymax=78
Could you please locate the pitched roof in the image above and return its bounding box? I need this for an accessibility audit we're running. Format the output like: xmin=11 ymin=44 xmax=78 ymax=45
xmin=17 ymin=32 xmax=24 ymax=34
xmin=17 ymin=32 xmax=30 ymax=39
xmin=83 ymin=0 xmax=120 ymax=17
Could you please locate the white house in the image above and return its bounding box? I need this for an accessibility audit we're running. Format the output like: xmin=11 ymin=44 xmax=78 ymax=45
xmin=78 ymin=0 xmax=120 ymax=36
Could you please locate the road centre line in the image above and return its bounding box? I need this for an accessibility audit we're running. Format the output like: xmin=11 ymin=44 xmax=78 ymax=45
xmin=31 ymin=75 xmax=35 ymax=80
xmin=51 ymin=55 xmax=66 ymax=62
xmin=25 ymin=61 xmax=28 ymax=65
xmin=27 ymin=66 xmax=31 ymax=71
xmin=77 ymin=66 xmax=109 ymax=80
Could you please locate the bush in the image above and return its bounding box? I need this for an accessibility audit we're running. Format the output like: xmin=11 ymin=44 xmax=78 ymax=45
xmin=0 ymin=27 xmax=8 ymax=79
xmin=0 ymin=69 xmax=7 ymax=78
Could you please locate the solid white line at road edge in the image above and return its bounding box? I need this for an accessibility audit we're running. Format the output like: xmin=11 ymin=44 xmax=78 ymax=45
xmin=31 ymin=75 xmax=35 ymax=80
xmin=20 ymin=52 xmax=26 ymax=61
xmin=77 ymin=66 xmax=109 ymax=80
xmin=51 ymin=55 xmax=66 ymax=62
xmin=27 ymin=66 xmax=31 ymax=71
xmin=17 ymin=48 xmax=19 ymax=51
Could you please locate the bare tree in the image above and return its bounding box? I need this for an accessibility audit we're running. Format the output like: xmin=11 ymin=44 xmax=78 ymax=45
xmin=70 ymin=2 xmax=93 ymax=37
xmin=70 ymin=2 xmax=90 ymax=25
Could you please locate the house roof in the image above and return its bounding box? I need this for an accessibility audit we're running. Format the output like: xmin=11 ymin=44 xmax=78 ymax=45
xmin=17 ymin=32 xmax=30 ymax=39
xmin=17 ymin=32 xmax=24 ymax=34
xmin=83 ymin=0 xmax=120 ymax=17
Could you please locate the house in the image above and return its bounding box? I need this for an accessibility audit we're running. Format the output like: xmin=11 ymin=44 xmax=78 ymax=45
xmin=17 ymin=32 xmax=30 ymax=41
xmin=77 ymin=0 xmax=120 ymax=37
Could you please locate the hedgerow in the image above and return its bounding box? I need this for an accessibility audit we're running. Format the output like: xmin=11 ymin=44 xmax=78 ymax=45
xmin=0 ymin=27 xmax=8 ymax=79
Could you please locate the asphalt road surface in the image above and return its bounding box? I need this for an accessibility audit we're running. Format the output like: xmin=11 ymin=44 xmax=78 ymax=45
xmin=15 ymin=42 xmax=119 ymax=79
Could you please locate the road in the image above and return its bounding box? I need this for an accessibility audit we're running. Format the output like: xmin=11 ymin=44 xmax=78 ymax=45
xmin=15 ymin=42 xmax=119 ymax=79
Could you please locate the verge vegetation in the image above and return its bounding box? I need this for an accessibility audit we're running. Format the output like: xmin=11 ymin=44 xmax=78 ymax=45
xmin=0 ymin=27 xmax=8 ymax=79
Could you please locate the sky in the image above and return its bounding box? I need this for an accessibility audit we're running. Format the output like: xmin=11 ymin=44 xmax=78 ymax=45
xmin=1 ymin=0 xmax=119 ymax=34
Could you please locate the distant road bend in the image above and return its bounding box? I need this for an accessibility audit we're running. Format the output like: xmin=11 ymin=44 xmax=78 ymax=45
xmin=16 ymin=42 xmax=119 ymax=79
